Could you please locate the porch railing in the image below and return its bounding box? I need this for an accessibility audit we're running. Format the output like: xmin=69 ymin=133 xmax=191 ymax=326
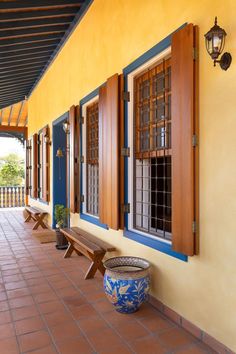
xmin=0 ymin=186 xmax=25 ymax=208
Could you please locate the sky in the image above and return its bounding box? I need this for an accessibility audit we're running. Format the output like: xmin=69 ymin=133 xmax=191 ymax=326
xmin=0 ymin=137 xmax=25 ymax=159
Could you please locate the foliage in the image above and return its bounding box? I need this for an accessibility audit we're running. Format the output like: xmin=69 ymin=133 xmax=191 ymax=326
xmin=0 ymin=153 xmax=24 ymax=186
xmin=54 ymin=204 xmax=70 ymax=228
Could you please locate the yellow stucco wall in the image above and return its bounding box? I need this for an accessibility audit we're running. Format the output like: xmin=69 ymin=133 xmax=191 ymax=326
xmin=28 ymin=0 xmax=236 ymax=350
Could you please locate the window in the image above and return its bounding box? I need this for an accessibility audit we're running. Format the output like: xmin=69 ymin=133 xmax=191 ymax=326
xmin=133 ymin=58 xmax=171 ymax=240
xmin=38 ymin=132 xmax=43 ymax=200
xmin=81 ymin=96 xmax=100 ymax=220
xmin=86 ymin=102 xmax=99 ymax=216
xmin=124 ymin=24 xmax=198 ymax=259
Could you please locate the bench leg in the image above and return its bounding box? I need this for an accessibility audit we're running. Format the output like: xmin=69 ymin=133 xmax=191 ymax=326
xmin=32 ymin=214 xmax=48 ymax=230
xmin=85 ymin=251 xmax=105 ymax=280
xmin=64 ymin=243 xmax=74 ymax=258
xmin=24 ymin=210 xmax=32 ymax=223
xmin=63 ymin=242 xmax=83 ymax=259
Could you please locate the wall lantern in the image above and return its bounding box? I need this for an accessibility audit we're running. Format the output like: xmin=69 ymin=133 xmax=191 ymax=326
xmin=56 ymin=147 xmax=64 ymax=180
xmin=63 ymin=120 xmax=70 ymax=134
xmin=204 ymin=17 xmax=232 ymax=70
xmin=44 ymin=133 xmax=51 ymax=145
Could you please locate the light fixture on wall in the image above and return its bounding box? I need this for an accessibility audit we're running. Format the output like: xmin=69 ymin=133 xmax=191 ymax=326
xmin=62 ymin=120 xmax=70 ymax=134
xmin=56 ymin=147 xmax=63 ymax=180
xmin=44 ymin=132 xmax=51 ymax=145
xmin=204 ymin=17 xmax=232 ymax=70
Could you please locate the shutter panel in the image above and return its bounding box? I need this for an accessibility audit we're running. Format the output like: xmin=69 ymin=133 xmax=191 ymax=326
xmin=171 ymin=23 xmax=198 ymax=256
xmin=31 ymin=133 xmax=38 ymax=199
xmin=42 ymin=125 xmax=50 ymax=202
xmin=99 ymin=74 xmax=120 ymax=230
xmin=69 ymin=105 xmax=80 ymax=213
xmin=25 ymin=139 xmax=31 ymax=196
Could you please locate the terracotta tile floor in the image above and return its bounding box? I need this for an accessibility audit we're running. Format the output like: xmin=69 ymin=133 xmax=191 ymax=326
xmin=0 ymin=209 xmax=216 ymax=354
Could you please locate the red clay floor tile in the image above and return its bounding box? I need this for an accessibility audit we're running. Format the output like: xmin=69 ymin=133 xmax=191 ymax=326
xmin=18 ymin=329 xmax=52 ymax=352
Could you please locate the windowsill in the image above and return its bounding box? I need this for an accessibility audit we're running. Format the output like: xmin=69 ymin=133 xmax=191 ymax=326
xmin=37 ymin=198 xmax=49 ymax=206
xmin=80 ymin=213 xmax=108 ymax=230
xmin=124 ymin=228 xmax=188 ymax=262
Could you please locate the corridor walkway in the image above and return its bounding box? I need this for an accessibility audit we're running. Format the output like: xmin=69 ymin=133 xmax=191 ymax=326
xmin=0 ymin=210 xmax=215 ymax=354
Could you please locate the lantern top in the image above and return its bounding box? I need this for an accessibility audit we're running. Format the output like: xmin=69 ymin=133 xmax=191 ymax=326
xmin=204 ymin=17 xmax=226 ymax=41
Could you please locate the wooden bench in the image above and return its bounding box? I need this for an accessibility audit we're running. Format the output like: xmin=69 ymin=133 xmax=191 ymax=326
xmin=60 ymin=227 xmax=116 ymax=279
xmin=24 ymin=206 xmax=48 ymax=231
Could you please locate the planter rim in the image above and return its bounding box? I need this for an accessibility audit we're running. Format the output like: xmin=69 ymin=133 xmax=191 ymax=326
xmin=104 ymin=256 xmax=150 ymax=273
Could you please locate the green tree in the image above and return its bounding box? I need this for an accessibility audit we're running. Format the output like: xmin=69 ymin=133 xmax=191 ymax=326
xmin=0 ymin=153 xmax=24 ymax=186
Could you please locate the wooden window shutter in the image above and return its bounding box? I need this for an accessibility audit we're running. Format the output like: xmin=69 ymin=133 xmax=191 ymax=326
xmin=25 ymin=139 xmax=32 ymax=196
xmin=42 ymin=125 xmax=50 ymax=202
xmin=99 ymin=74 xmax=121 ymax=230
xmin=69 ymin=105 xmax=80 ymax=213
xmin=171 ymin=23 xmax=198 ymax=256
xmin=31 ymin=133 xmax=38 ymax=199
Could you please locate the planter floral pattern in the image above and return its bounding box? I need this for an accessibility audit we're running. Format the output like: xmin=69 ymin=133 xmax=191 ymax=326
xmin=103 ymin=257 xmax=151 ymax=314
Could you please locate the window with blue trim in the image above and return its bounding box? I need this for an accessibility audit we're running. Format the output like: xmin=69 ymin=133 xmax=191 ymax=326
xmin=126 ymin=49 xmax=173 ymax=243
xmin=123 ymin=24 xmax=198 ymax=260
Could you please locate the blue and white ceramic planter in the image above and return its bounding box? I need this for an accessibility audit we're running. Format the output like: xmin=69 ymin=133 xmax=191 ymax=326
xmin=103 ymin=256 xmax=151 ymax=314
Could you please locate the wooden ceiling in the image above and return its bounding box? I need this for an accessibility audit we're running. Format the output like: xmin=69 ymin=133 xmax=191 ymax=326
xmin=0 ymin=100 xmax=27 ymax=126
xmin=0 ymin=0 xmax=93 ymax=110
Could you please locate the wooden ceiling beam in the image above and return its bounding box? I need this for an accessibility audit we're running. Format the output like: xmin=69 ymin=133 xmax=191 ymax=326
xmin=0 ymin=64 xmax=44 ymax=76
xmin=0 ymin=58 xmax=49 ymax=70
xmin=0 ymin=8 xmax=78 ymax=22
xmin=0 ymin=82 xmax=32 ymax=97
xmin=0 ymin=16 xmax=74 ymax=30
xmin=0 ymin=48 xmax=53 ymax=60
xmin=0 ymin=25 xmax=68 ymax=40
xmin=0 ymin=109 xmax=3 ymax=124
xmin=0 ymin=90 xmax=29 ymax=100
xmin=8 ymin=105 xmax=13 ymax=126
xmin=0 ymin=33 xmax=62 ymax=47
xmin=0 ymin=126 xmax=27 ymax=134
xmin=0 ymin=80 xmax=34 ymax=92
xmin=0 ymin=73 xmax=39 ymax=85
xmin=0 ymin=53 xmax=51 ymax=66
xmin=0 ymin=1 xmax=82 ymax=12
xmin=16 ymin=101 xmax=25 ymax=127
xmin=0 ymin=41 xmax=58 ymax=54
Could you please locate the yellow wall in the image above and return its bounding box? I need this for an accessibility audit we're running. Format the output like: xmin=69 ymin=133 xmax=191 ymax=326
xmin=28 ymin=0 xmax=236 ymax=350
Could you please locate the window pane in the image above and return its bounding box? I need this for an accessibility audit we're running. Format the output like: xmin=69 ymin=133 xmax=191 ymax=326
xmin=86 ymin=102 xmax=99 ymax=216
xmin=133 ymin=58 xmax=172 ymax=240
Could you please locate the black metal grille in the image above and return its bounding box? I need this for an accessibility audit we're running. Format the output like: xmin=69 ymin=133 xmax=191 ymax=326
xmin=86 ymin=102 xmax=99 ymax=216
xmin=133 ymin=58 xmax=172 ymax=240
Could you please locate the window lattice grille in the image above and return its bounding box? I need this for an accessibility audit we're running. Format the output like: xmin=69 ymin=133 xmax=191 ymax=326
xmin=133 ymin=58 xmax=172 ymax=240
xmin=86 ymin=102 xmax=99 ymax=216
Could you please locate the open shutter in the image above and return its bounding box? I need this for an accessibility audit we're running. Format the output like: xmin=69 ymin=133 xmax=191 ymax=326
xmin=171 ymin=23 xmax=198 ymax=256
xmin=42 ymin=125 xmax=50 ymax=202
xmin=99 ymin=74 xmax=120 ymax=230
xmin=25 ymin=139 xmax=32 ymax=196
xmin=119 ymin=74 xmax=125 ymax=229
xmin=69 ymin=105 xmax=80 ymax=213
xmin=31 ymin=133 xmax=38 ymax=199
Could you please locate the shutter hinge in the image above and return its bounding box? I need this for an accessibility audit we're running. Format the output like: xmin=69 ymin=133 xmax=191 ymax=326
xmin=80 ymin=195 xmax=84 ymax=203
xmin=193 ymin=47 xmax=198 ymax=61
xmin=192 ymin=134 xmax=198 ymax=147
xmin=121 ymin=203 xmax=130 ymax=214
xmin=121 ymin=147 xmax=130 ymax=157
xmin=79 ymin=116 xmax=84 ymax=124
xmin=122 ymin=91 xmax=130 ymax=102
xmin=192 ymin=221 xmax=197 ymax=233
xmin=79 ymin=156 xmax=84 ymax=163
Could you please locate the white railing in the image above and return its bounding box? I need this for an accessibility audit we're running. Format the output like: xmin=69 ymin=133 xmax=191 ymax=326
xmin=0 ymin=186 xmax=25 ymax=208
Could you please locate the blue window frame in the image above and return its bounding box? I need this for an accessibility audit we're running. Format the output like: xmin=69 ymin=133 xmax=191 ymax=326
xmin=79 ymin=87 xmax=108 ymax=230
xmin=122 ymin=25 xmax=187 ymax=262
